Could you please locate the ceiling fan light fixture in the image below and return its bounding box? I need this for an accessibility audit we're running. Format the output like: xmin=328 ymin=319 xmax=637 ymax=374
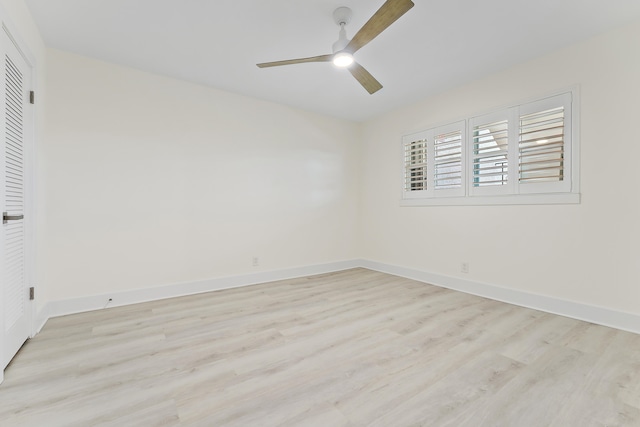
xmin=256 ymin=0 xmax=416 ymax=94
xmin=333 ymin=52 xmax=354 ymax=68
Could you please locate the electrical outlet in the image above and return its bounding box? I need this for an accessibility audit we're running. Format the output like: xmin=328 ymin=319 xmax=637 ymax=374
xmin=461 ymin=262 xmax=469 ymax=274
xmin=252 ymin=257 xmax=259 ymax=267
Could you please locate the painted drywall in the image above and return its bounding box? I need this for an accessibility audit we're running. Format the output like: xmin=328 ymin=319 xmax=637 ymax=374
xmin=359 ymin=18 xmax=640 ymax=315
xmin=42 ymin=49 xmax=361 ymax=301
xmin=5 ymin=0 xmax=639 ymax=326
xmin=0 ymin=0 xmax=44 ymax=57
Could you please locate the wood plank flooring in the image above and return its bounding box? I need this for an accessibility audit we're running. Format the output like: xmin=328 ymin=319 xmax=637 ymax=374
xmin=1 ymin=268 xmax=639 ymax=426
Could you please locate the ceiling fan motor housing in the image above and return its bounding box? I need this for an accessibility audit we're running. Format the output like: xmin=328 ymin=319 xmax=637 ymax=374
xmin=333 ymin=7 xmax=352 ymax=26
xmin=332 ymin=7 xmax=352 ymax=52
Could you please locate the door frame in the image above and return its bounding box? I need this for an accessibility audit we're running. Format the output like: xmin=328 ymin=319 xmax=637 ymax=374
xmin=0 ymin=8 xmax=38 ymax=383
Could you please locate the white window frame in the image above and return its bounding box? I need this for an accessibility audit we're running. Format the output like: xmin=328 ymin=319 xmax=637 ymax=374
xmin=400 ymin=88 xmax=580 ymax=206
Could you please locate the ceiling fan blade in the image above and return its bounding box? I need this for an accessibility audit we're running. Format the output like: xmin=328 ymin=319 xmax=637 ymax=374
xmin=344 ymin=0 xmax=414 ymax=55
xmin=257 ymin=54 xmax=334 ymax=68
xmin=349 ymin=62 xmax=383 ymax=94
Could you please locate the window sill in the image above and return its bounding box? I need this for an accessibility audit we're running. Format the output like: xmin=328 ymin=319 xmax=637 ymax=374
xmin=400 ymin=192 xmax=581 ymax=207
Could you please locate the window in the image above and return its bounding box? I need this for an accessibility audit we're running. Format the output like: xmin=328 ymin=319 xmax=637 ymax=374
xmin=434 ymin=127 xmax=464 ymax=191
xmin=401 ymin=91 xmax=578 ymax=205
xmin=517 ymin=94 xmax=572 ymax=194
xmin=470 ymin=112 xmax=512 ymax=196
xmin=402 ymin=121 xmax=465 ymax=199
xmin=403 ymin=136 xmax=427 ymax=193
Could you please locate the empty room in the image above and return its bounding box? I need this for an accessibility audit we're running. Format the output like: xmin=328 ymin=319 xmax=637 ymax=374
xmin=1 ymin=0 xmax=640 ymax=425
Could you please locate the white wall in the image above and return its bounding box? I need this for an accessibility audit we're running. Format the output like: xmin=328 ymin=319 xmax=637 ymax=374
xmin=5 ymin=0 xmax=640 ymax=326
xmin=42 ymin=49 xmax=361 ymax=301
xmin=360 ymin=19 xmax=640 ymax=315
xmin=0 ymin=0 xmax=44 ymax=60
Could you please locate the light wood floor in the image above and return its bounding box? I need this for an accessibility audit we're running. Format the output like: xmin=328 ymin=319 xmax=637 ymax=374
xmin=1 ymin=268 xmax=639 ymax=426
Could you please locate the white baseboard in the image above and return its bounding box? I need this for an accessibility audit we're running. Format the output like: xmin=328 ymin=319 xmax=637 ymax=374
xmin=37 ymin=260 xmax=360 ymax=327
xmin=35 ymin=258 xmax=640 ymax=336
xmin=34 ymin=303 xmax=50 ymax=335
xmin=360 ymin=260 xmax=640 ymax=335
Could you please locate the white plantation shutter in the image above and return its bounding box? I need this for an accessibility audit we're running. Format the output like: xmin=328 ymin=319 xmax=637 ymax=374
xmin=469 ymin=110 xmax=516 ymax=196
xmin=519 ymin=108 xmax=564 ymax=182
xmin=472 ymin=120 xmax=508 ymax=187
xmin=433 ymin=121 xmax=465 ymax=197
xmin=434 ymin=132 xmax=461 ymax=188
xmin=401 ymin=91 xmax=576 ymax=205
xmin=402 ymin=122 xmax=465 ymax=199
xmin=403 ymin=131 xmax=429 ymax=197
xmin=518 ymin=93 xmax=572 ymax=194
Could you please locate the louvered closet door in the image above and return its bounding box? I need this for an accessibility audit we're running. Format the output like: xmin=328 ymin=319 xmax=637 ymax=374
xmin=2 ymin=27 xmax=31 ymax=371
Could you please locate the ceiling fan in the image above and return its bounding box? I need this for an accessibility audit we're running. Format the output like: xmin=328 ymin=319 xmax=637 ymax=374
xmin=257 ymin=0 xmax=415 ymax=94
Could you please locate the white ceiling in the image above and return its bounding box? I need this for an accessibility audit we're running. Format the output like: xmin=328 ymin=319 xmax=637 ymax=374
xmin=24 ymin=0 xmax=640 ymax=121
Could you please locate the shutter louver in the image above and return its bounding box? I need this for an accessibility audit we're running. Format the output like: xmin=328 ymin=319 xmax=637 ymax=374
xmin=519 ymin=106 xmax=565 ymax=183
xmin=404 ymin=139 xmax=427 ymax=192
xmin=4 ymin=54 xmax=25 ymax=330
xmin=434 ymin=130 xmax=462 ymax=190
xmin=472 ymin=119 xmax=509 ymax=187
